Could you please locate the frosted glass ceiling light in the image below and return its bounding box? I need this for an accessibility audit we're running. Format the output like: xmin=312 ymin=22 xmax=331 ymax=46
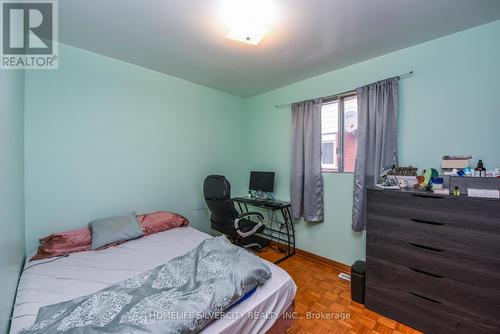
xmin=219 ymin=0 xmax=276 ymax=46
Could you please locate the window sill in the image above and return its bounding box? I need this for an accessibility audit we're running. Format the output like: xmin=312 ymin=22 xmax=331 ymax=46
xmin=322 ymin=170 xmax=354 ymax=175
xmin=322 ymin=169 xmax=338 ymax=173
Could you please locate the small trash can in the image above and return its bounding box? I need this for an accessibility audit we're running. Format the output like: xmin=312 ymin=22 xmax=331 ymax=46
xmin=351 ymin=260 xmax=366 ymax=304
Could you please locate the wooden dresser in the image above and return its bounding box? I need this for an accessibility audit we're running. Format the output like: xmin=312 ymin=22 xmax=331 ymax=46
xmin=366 ymin=187 xmax=500 ymax=333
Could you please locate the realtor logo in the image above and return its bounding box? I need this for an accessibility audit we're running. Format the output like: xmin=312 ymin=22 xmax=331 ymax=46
xmin=1 ymin=0 xmax=58 ymax=69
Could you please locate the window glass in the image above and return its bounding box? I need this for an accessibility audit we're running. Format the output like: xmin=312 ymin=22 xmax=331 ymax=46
xmin=343 ymin=95 xmax=358 ymax=173
xmin=321 ymin=101 xmax=338 ymax=170
xmin=321 ymin=142 xmax=334 ymax=164
xmin=321 ymin=95 xmax=358 ymax=173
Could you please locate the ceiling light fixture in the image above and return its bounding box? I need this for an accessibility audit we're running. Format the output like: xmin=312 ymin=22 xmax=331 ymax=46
xmin=219 ymin=0 xmax=277 ymax=46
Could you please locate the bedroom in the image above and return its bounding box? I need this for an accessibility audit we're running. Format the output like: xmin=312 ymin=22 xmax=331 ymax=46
xmin=1 ymin=0 xmax=500 ymax=333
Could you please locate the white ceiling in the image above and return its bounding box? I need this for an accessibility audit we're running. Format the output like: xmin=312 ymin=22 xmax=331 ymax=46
xmin=59 ymin=0 xmax=500 ymax=97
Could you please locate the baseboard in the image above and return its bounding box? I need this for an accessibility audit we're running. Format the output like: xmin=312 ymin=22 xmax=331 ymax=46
xmin=295 ymin=248 xmax=351 ymax=274
xmin=269 ymin=240 xmax=351 ymax=273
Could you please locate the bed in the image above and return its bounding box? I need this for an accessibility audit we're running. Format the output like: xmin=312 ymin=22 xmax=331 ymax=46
xmin=10 ymin=226 xmax=296 ymax=334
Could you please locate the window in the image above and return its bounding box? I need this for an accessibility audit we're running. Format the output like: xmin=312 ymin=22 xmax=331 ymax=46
xmin=321 ymin=94 xmax=358 ymax=172
xmin=320 ymin=101 xmax=339 ymax=170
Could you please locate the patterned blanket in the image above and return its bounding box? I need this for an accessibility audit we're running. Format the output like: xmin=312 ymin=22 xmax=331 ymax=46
xmin=20 ymin=236 xmax=271 ymax=333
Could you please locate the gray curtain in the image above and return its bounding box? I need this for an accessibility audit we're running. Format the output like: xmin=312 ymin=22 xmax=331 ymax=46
xmin=291 ymin=99 xmax=324 ymax=222
xmin=352 ymin=78 xmax=398 ymax=231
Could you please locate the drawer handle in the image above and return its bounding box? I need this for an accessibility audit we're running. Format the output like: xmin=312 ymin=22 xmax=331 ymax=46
xmin=410 ymin=292 xmax=441 ymax=304
xmin=410 ymin=243 xmax=444 ymax=252
xmin=409 ymin=218 xmax=445 ymax=226
xmin=411 ymin=193 xmax=444 ymax=199
xmin=409 ymin=267 xmax=443 ymax=278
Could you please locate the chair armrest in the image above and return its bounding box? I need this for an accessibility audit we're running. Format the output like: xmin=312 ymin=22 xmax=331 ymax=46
xmin=234 ymin=212 xmax=264 ymax=238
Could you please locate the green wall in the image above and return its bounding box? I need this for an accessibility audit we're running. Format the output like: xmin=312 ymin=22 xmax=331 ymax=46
xmin=0 ymin=70 xmax=25 ymax=332
xmin=24 ymin=44 xmax=247 ymax=253
xmin=243 ymin=20 xmax=500 ymax=265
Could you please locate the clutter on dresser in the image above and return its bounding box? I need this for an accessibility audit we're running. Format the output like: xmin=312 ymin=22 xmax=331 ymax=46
xmin=474 ymin=159 xmax=487 ymax=177
xmin=392 ymin=166 xmax=418 ymax=176
xmin=432 ymin=188 xmax=450 ymax=195
xmin=430 ymin=175 xmax=449 ymax=194
xmin=375 ymin=165 xmax=400 ymax=189
xmin=441 ymin=155 xmax=471 ymax=175
xmin=374 ymin=156 xmax=499 ymax=198
xmin=441 ymin=155 xmax=498 ymax=178
xmin=417 ymin=168 xmax=439 ymax=190
xmin=391 ymin=165 xmax=418 ymax=189
xmin=430 ymin=176 xmax=444 ymax=190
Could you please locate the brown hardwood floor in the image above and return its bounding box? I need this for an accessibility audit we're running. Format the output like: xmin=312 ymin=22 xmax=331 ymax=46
xmin=258 ymin=248 xmax=422 ymax=334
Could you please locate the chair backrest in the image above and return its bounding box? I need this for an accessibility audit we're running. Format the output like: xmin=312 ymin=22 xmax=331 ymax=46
xmin=203 ymin=175 xmax=239 ymax=235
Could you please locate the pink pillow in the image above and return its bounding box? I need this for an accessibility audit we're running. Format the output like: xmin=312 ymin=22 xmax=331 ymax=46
xmin=31 ymin=227 xmax=91 ymax=261
xmin=31 ymin=211 xmax=189 ymax=261
xmin=137 ymin=211 xmax=189 ymax=236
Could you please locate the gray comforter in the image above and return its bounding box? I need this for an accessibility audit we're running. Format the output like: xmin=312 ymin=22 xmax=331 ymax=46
xmin=20 ymin=236 xmax=271 ymax=333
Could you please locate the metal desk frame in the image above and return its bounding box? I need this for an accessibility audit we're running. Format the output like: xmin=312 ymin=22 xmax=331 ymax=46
xmin=232 ymin=197 xmax=295 ymax=264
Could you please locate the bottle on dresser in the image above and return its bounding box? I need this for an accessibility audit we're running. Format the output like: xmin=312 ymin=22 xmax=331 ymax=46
xmin=474 ymin=159 xmax=486 ymax=177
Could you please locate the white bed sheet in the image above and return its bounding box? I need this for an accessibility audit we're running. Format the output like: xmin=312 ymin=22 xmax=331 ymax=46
xmin=10 ymin=226 xmax=296 ymax=334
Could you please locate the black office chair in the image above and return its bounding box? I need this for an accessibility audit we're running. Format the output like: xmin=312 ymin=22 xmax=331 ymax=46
xmin=203 ymin=175 xmax=269 ymax=249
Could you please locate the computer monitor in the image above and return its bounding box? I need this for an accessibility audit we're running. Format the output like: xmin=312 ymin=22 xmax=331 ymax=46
xmin=249 ymin=171 xmax=275 ymax=193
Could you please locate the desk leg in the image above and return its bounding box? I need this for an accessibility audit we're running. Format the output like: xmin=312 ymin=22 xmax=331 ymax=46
xmin=285 ymin=206 xmax=296 ymax=256
xmin=273 ymin=206 xmax=295 ymax=265
xmin=281 ymin=208 xmax=291 ymax=255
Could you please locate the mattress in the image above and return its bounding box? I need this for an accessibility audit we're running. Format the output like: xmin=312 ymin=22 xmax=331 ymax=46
xmin=10 ymin=226 xmax=296 ymax=334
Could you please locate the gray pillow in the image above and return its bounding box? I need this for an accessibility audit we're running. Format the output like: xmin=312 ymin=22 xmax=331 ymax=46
xmin=89 ymin=212 xmax=144 ymax=250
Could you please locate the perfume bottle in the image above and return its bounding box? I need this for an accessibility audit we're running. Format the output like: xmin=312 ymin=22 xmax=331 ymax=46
xmin=474 ymin=159 xmax=486 ymax=177
xmin=453 ymin=186 xmax=460 ymax=196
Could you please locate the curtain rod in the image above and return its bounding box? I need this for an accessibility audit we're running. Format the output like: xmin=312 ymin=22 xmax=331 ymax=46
xmin=274 ymin=70 xmax=414 ymax=109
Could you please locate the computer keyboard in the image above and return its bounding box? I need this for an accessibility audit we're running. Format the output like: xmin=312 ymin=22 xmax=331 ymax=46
xmin=261 ymin=200 xmax=281 ymax=207
xmin=234 ymin=197 xmax=284 ymax=208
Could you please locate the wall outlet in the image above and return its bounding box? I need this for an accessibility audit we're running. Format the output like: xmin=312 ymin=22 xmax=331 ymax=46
xmin=338 ymin=272 xmax=351 ymax=281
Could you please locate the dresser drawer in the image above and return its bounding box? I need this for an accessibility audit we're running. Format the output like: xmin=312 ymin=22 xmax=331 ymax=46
xmin=367 ymin=189 xmax=500 ymax=234
xmin=368 ymin=197 xmax=500 ymax=236
xmin=366 ymin=284 xmax=500 ymax=334
xmin=366 ymin=257 xmax=500 ymax=326
xmin=367 ymin=214 xmax=500 ymax=263
xmin=367 ymin=233 xmax=500 ymax=292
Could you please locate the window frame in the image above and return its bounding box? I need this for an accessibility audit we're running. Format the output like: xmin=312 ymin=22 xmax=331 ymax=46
xmin=321 ymin=92 xmax=357 ymax=174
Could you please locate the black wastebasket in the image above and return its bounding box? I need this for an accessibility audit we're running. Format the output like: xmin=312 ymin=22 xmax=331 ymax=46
xmin=351 ymin=260 xmax=366 ymax=304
